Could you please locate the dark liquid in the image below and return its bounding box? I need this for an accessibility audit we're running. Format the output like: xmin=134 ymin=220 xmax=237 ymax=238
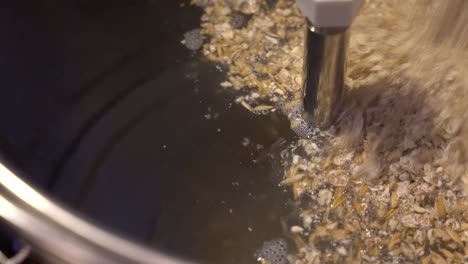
xmin=50 ymin=58 xmax=295 ymax=263
xmin=0 ymin=0 xmax=294 ymax=263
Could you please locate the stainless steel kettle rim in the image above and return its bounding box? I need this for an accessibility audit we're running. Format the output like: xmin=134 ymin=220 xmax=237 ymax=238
xmin=0 ymin=162 xmax=190 ymax=264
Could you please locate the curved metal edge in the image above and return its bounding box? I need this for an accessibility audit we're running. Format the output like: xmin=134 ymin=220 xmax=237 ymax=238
xmin=0 ymin=162 xmax=191 ymax=264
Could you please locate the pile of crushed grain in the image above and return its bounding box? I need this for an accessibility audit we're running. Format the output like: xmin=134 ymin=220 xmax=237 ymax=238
xmin=190 ymin=0 xmax=468 ymax=263
xmin=193 ymin=0 xmax=305 ymax=102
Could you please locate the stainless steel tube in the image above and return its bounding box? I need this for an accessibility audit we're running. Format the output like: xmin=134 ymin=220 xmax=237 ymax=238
xmin=302 ymin=25 xmax=348 ymax=129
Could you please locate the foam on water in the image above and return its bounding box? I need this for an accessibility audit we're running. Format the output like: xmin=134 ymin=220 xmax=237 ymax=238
xmin=275 ymin=98 xmax=315 ymax=139
xmin=183 ymin=29 xmax=205 ymax=51
xmin=254 ymin=238 xmax=288 ymax=264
